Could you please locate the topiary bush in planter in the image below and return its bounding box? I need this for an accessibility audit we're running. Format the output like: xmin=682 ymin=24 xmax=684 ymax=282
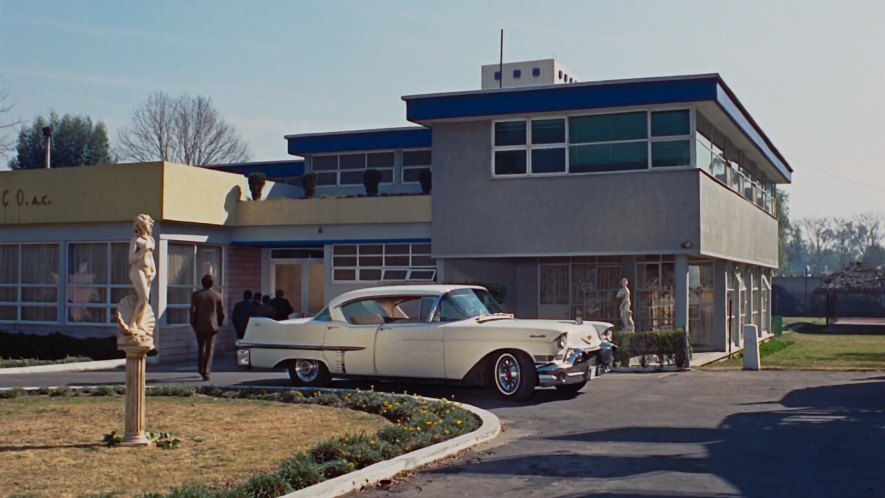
xmin=301 ymin=171 xmax=318 ymax=198
xmin=418 ymin=169 xmax=432 ymax=194
xmin=247 ymin=172 xmax=266 ymax=201
xmin=362 ymin=169 xmax=383 ymax=197
xmin=611 ymin=329 xmax=691 ymax=369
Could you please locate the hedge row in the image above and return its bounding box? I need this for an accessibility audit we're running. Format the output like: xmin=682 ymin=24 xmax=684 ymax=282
xmin=0 ymin=331 xmax=122 ymax=361
xmin=612 ymin=330 xmax=691 ymax=369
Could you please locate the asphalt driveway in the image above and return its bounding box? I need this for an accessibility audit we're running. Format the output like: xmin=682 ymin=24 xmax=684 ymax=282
xmin=2 ymin=361 xmax=882 ymax=498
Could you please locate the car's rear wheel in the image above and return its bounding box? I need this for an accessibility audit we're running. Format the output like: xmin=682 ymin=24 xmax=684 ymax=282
xmin=493 ymin=351 xmax=536 ymax=401
xmin=288 ymin=359 xmax=331 ymax=387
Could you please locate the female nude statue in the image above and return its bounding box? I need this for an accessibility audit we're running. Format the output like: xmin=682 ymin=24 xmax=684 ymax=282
xmin=616 ymin=277 xmax=635 ymax=333
xmin=128 ymin=214 xmax=156 ymax=332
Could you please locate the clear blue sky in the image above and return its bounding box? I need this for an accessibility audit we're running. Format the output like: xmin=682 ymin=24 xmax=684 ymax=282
xmin=1 ymin=0 xmax=883 ymax=219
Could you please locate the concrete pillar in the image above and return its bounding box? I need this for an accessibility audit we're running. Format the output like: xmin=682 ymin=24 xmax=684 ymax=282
xmin=742 ymin=324 xmax=760 ymax=370
xmin=712 ymin=260 xmax=728 ymax=352
xmin=674 ymin=255 xmax=689 ymax=333
xmin=121 ymin=344 xmax=151 ymax=446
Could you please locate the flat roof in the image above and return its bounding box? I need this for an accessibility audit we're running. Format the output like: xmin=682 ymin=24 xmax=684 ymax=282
xmin=286 ymin=126 xmax=431 ymax=155
xmin=402 ymin=73 xmax=791 ymax=181
xmin=206 ymin=160 xmax=305 ymax=178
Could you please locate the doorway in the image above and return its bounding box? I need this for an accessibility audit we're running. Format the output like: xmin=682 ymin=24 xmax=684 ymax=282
xmin=270 ymin=259 xmax=324 ymax=318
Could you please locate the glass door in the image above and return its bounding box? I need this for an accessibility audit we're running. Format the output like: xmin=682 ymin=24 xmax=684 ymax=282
xmin=270 ymin=259 xmax=324 ymax=318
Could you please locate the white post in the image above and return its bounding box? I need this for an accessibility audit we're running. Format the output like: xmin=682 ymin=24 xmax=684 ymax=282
xmin=742 ymin=324 xmax=760 ymax=370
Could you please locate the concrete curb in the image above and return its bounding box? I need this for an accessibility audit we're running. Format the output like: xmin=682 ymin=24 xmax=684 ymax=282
xmin=0 ymin=358 xmax=126 ymax=375
xmin=281 ymin=397 xmax=501 ymax=498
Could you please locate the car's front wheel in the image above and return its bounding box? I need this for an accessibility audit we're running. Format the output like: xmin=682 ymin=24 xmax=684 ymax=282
xmin=493 ymin=351 xmax=536 ymax=401
xmin=287 ymin=359 xmax=331 ymax=387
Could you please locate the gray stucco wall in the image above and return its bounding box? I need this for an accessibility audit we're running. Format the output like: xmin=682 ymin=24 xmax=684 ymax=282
xmin=439 ymin=258 xmax=538 ymax=316
xmin=698 ymin=174 xmax=778 ymax=268
xmin=431 ymin=121 xmax=701 ymax=258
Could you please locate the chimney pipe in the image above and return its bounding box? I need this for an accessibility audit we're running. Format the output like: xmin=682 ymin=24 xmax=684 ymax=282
xmin=42 ymin=126 xmax=52 ymax=169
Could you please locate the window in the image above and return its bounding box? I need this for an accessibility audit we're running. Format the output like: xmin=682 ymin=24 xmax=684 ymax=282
xmin=635 ymin=257 xmax=675 ymax=332
xmin=66 ymin=242 xmax=131 ymax=324
xmin=402 ymin=149 xmax=432 ymax=183
xmin=537 ymin=257 xmax=622 ymax=323
xmin=493 ymin=119 xmax=566 ymax=175
xmin=166 ymin=243 xmax=223 ymax=325
xmin=311 ymin=152 xmax=395 ymax=187
xmin=0 ymin=244 xmax=59 ymax=323
xmin=493 ymin=109 xmax=692 ymax=177
xmin=332 ymin=243 xmax=436 ymax=282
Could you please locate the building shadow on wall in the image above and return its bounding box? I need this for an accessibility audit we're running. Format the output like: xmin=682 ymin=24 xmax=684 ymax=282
xmin=428 ymin=379 xmax=885 ymax=498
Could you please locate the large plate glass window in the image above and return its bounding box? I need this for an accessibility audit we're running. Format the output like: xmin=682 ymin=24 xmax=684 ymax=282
xmin=0 ymin=244 xmax=60 ymax=323
xmin=332 ymin=243 xmax=436 ymax=282
xmin=66 ymin=242 xmax=131 ymax=324
xmin=650 ymin=110 xmax=691 ymax=168
xmin=167 ymin=243 xmax=223 ymax=325
xmin=493 ymin=119 xmax=565 ymax=176
xmin=568 ymin=111 xmax=648 ymax=173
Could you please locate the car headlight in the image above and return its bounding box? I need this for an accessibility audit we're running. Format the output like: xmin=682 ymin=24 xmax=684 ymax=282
xmin=557 ymin=333 xmax=568 ymax=349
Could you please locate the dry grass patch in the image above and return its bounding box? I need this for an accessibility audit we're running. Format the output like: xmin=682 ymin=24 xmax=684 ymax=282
xmin=0 ymin=395 xmax=389 ymax=497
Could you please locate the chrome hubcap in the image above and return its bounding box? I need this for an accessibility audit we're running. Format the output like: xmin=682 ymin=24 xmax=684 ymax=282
xmin=295 ymin=360 xmax=319 ymax=382
xmin=495 ymin=354 xmax=520 ymax=395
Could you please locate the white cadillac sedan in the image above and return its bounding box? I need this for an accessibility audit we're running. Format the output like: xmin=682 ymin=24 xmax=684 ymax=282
xmin=236 ymin=285 xmax=614 ymax=401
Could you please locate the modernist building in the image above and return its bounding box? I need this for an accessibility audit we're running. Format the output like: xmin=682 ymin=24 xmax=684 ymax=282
xmin=0 ymin=59 xmax=791 ymax=361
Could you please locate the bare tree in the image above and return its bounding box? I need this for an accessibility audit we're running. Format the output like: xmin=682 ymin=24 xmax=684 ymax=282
xmin=117 ymin=92 xmax=250 ymax=166
xmin=799 ymin=216 xmax=835 ymax=273
xmin=850 ymin=212 xmax=884 ymax=257
xmin=0 ymin=82 xmax=20 ymax=156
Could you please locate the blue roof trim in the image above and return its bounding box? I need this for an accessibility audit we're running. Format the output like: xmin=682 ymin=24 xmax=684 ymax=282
xmin=714 ymin=83 xmax=792 ymax=180
xmin=207 ymin=161 xmax=304 ymax=178
xmin=288 ymin=128 xmax=432 ymax=155
xmin=404 ymin=77 xmax=718 ymax=122
xmin=231 ymin=238 xmax=432 ymax=248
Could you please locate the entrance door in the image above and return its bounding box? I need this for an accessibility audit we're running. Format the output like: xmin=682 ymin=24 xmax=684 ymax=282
xmin=271 ymin=260 xmax=324 ymax=318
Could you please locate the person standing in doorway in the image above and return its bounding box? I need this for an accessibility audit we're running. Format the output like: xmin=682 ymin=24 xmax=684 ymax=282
xmin=190 ymin=274 xmax=225 ymax=381
xmin=232 ymin=289 xmax=257 ymax=340
xmin=270 ymin=289 xmax=294 ymax=320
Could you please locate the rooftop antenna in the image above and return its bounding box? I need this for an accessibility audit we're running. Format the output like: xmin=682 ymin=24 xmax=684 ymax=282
xmin=499 ymin=29 xmax=503 ymax=89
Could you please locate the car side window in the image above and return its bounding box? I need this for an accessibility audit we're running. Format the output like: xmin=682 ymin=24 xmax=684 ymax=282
xmin=393 ymin=296 xmax=438 ymax=323
xmin=342 ymin=299 xmax=388 ymax=325
xmin=312 ymin=306 xmax=331 ymax=322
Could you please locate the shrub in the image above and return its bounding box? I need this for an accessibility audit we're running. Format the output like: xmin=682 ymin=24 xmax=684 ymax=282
xmin=278 ymin=454 xmax=324 ymax=489
xmin=0 ymin=331 xmax=121 ymax=361
xmin=612 ymin=329 xmax=691 ymax=369
xmin=243 ymin=473 xmax=293 ymax=498
xmin=301 ymin=171 xmax=318 ymax=198
xmin=417 ymin=169 xmax=432 ymax=194
xmin=247 ymin=172 xmax=266 ymax=201
xmin=362 ymin=169 xmax=383 ymax=197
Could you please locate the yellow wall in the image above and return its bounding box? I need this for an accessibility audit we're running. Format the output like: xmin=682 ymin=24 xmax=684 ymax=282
xmin=236 ymin=195 xmax=432 ymax=226
xmin=161 ymin=162 xmax=245 ymax=225
xmin=0 ymin=162 xmax=164 ymax=225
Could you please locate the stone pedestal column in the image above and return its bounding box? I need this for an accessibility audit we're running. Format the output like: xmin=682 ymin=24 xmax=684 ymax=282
xmin=120 ymin=344 xmax=152 ymax=447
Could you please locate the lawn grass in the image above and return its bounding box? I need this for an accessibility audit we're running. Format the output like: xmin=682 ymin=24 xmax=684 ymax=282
xmin=704 ymin=331 xmax=885 ymax=370
xmin=0 ymin=395 xmax=388 ymax=497
xmin=781 ymin=316 xmax=826 ymax=332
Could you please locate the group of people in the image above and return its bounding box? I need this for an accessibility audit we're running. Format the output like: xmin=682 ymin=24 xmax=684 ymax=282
xmin=188 ymin=276 xmax=294 ymax=381
xmin=231 ymin=289 xmax=294 ymax=339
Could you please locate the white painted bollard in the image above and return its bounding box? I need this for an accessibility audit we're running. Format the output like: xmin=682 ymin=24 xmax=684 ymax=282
xmin=742 ymin=324 xmax=760 ymax=370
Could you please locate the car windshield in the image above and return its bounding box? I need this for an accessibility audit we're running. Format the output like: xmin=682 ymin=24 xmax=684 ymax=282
xmin=438 ymin=288 xmax=503 ymax=321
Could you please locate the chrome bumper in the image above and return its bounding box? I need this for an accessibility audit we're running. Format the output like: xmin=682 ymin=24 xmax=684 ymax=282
xmin=536 ymin=349 xmax=598 ymax=387
xmin=236 ymin=347 xmax=251 ymax=368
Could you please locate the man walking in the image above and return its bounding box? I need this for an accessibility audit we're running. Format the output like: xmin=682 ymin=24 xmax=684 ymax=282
xmin=270 ymin=289 xmax=294 ymax=320
xmin=232 ymin=289 xmax=257 ymax=340
xmin=190 ymin=274 xmax=224 ymax=381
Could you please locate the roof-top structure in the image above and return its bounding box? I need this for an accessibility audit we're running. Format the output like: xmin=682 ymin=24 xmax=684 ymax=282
xmin=814 ymin=262 xmax=885 ymax=294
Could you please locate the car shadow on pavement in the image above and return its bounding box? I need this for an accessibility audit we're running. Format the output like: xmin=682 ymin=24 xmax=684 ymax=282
xmin=422 ymin=379 xmax=885 ymax=498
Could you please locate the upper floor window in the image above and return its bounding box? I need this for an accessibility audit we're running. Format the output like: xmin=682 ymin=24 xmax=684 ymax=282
xmin=332 ymin=243 xmax=435 ymax=283
xmin=402 ymin=149 xmax=432 ymax=183
xmin=312 ymin=152 xmax=395 ymax=187
xmin=492 ymin=109 xmax=691 ymax=177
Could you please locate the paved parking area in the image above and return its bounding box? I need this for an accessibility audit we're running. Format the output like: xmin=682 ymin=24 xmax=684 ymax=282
xmin=2 ymin=362 xmax=882 ymax=497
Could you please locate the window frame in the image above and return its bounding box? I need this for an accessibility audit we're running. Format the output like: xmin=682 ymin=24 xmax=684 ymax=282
xmin=0 ymin=242 xmax=61 ymax=324
xmin=65 ymin=241 xmax=132 ymax=326
xmin=491 ymin=106 xmax=695 ymax=179
xmin=401 ymin=148 xmax=432 ymax=185
xmin=165 ymin=242 xmax=224 ymax=325
xmin=310 ymin=150 xmax=397 ymax=188
xmin=331 ymin=243 xmax=436 ymax=283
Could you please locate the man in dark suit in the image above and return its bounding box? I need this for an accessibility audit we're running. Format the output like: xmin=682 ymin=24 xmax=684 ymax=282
xmin=190 ymin=274 xmax=225 ymax=381
xmin=232 ymin=289 xmax=257 ymax=340
xmin=269 ymin=289 xmax=294 ymax=320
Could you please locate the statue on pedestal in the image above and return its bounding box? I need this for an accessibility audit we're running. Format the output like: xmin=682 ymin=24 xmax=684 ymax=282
xmin=114 ymin=214 xmax=156 ymax=349
xmin=616 ymin=277 xmax=635 ymax=333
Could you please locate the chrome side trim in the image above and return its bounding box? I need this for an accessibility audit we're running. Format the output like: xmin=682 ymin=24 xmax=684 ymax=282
xmin=234 ymin=341 xmax=365 ymax=352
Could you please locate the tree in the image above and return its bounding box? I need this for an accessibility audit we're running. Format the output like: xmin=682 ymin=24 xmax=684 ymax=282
xmin=117 ymin=92 xmax=250 ymax=166
xmin=799 ymin=216 xmax=835 ymax=274
xmin=9 ymin=112 xmax=112 ymax=169
xmin=0 ymin=82 xmax=19 ymax=156
xmin=775 ymin=188 xmax=791 ymax=274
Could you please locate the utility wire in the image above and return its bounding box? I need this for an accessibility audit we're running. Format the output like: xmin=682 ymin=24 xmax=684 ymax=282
xmin=790 ymin=157 xmax=885 ymax=194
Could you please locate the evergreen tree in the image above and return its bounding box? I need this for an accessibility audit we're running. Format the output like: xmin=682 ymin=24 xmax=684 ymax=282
xmin=9 ymin=112 xmax=113 ymax=169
